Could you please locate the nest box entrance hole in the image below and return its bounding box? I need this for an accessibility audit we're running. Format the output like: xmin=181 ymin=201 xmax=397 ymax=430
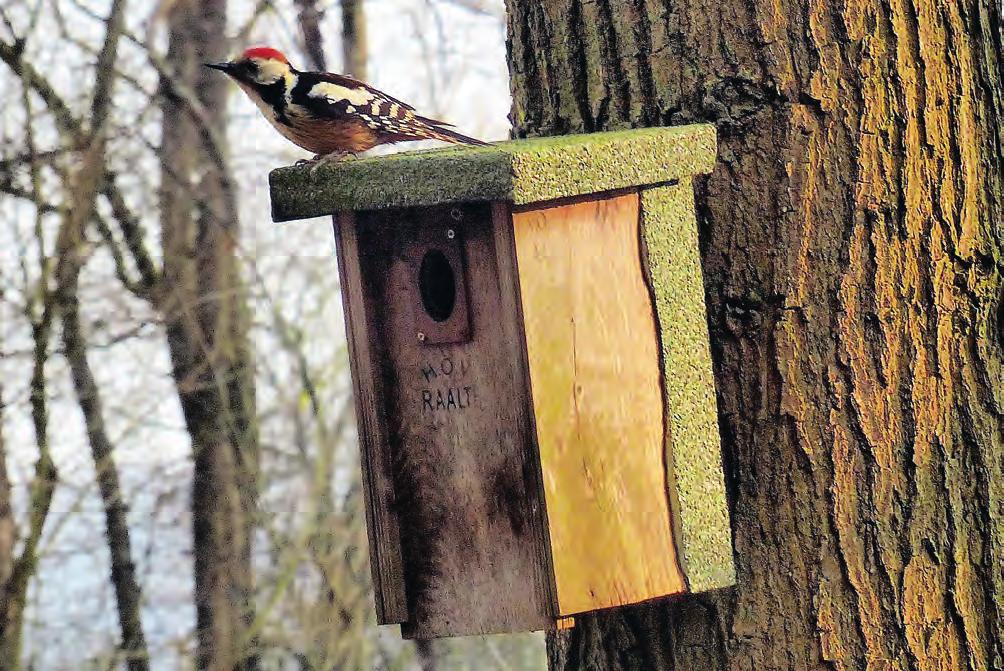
xmin=407 ymin=213 xmax=471 ymax=345
xmin=418 ymin=250 xmax=455 ymax=321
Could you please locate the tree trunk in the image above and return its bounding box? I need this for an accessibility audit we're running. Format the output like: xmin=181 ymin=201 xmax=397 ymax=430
xmin=505 ymin=1 xmax=1004 ymax=669
xmin=159 ymin=1 xmax=259 ymax=669
xmin=295 ymin=0 xmax=327 ymax=70
xmin=340 ymin=0 xmax=367 ymax=79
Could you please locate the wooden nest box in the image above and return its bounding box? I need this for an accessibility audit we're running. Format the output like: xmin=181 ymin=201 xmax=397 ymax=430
xmin=269 ymin=125 xmax=735 ymax=639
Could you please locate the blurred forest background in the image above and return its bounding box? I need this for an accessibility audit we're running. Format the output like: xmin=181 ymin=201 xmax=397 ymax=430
xmin=0 ymin=0 xmax=542 ymax=668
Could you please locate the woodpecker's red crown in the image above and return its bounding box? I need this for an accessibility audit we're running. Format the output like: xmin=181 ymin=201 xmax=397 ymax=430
xmin=206 ymin=46 xmax=293 ymax=87
xmin=240 ymin=46 xmax=288 ymax=64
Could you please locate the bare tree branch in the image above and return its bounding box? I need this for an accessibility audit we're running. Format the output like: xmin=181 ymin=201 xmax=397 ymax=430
xmin=0 ymin=365 xmax=16 ymax=668
xmin=61 ymin=276 xmax=151 ymax=671
xmin=234 ymin=0 xmax=278 ymax=45
xmin=0 ymin=62 xmax=60 ymax=671
xmin=0 ymin=37 xmax=159 ymax=297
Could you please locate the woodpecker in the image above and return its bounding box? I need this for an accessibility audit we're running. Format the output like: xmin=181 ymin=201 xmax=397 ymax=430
xmin=205 ymin=47 xmax=487 ymax=167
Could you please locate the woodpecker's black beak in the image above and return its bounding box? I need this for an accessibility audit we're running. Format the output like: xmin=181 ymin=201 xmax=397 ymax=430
xmin=203 ymin=62 xmax=234 ymax=74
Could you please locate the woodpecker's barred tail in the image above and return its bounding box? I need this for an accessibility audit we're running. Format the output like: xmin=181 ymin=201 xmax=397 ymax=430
xmin=414 ymin=119 xmax=490 ymax=146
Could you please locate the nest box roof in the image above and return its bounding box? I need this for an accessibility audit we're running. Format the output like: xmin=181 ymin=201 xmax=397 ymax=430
xmin=269 ymin=124 xmax=717 ymax=222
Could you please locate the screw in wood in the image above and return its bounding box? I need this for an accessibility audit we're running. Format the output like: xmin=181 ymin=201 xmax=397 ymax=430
xmin=417 ymin=331 xmax=426 ymax=342
xmin=446 ymin=229 xmax=456 ymax=239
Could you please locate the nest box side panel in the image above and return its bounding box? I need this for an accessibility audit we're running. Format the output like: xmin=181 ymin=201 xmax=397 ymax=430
xmin=511 ymin=191 xmax=687 ymax=616
xmin=354 ymin=203 xmax=554 ymax=638
xmin=640 ymin=182 xmax=735 ymax=592
xmin=333 ymin=212 xmax=409 ymax=625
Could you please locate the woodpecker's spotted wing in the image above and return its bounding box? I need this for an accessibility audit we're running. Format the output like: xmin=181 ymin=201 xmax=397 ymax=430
xmin=294 ymin=71 xmax=487 ymax=145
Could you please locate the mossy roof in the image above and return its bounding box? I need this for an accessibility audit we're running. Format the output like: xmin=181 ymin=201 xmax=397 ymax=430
xmin=640 ymin=183 xmax=736 ymax=593
xmin=269 ymin=124 xmax=717 ymax=221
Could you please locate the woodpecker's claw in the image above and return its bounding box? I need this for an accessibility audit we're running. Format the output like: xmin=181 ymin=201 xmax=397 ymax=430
xmin=307 ymin=151 xmax=353 ymax=176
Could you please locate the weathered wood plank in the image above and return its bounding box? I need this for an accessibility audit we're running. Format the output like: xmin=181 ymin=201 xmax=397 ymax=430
xmin=512 ymin=192 xmax=687 ymax=616
xmin=332 ymin=212 xmax=409 ymax=624
xmin=490 ymin=201 xmax=560 ymax=618
xmin=355 ymin=203 xmax=553 ymax=638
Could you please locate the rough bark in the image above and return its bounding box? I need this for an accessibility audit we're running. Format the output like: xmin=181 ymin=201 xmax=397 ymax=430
xmin=505 ymin=1 xmax=1004 ymax=670
xmin=159 ymin=1 xmax=259 ymax=669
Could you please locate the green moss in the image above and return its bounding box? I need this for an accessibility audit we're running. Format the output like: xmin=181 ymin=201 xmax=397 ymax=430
xmin=269 ymin=125 xmax=716 ymax=221
xmin=640 ymin=182 xmax=736 ymax=593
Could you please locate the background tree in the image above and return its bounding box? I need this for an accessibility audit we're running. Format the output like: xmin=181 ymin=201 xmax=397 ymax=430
xmin=0 ymin=133 xmax=57 ymax=666
xmin=55 ymin=2 xmax=150 ymax=668
xmin=0 ymin=3 xmax=149 ymax=667
xmin=506 ymin=1 xmax=1004 ymax=669
xmin=159 ymin=0 xmax=260 ymax=668
xmin=341 ymin=0 xmax=367 ymax=79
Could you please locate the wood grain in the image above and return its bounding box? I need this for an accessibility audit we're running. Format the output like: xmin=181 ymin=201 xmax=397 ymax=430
xmin=512 ymin=192 xmax=687 ymax=616
xmin=333 ymin=212 xmax=409 ymax=624
xmin=490 ymin=201 xmax=560 ymax=617
xmin=354 ymin=203 xmax=553 ymax=638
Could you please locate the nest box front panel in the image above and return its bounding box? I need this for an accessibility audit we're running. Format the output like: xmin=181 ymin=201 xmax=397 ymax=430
xmin=343 ymin=203 xmax=554 ymax=639
xmin=511 ymin=191 xmax=688 ymax=615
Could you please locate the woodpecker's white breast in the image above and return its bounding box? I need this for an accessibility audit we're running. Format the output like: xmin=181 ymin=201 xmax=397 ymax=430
xmin=237 ymin=80 xmax=309 ymax=149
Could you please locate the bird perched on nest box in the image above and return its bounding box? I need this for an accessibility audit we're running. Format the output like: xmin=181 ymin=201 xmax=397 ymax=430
xmin=205 ymin=46 xmax=487 ymax=167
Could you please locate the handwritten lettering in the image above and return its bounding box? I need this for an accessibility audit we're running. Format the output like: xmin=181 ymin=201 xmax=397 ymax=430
xmin=419 ymin=356 xmax=473 ymax=413
xmin=420 ymin=385 xmax=473 ymax=413
xmin=440 ymin=357 xmax=454 ymax=376
xmin=420 ymin=356 xmax=466 ymax=380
